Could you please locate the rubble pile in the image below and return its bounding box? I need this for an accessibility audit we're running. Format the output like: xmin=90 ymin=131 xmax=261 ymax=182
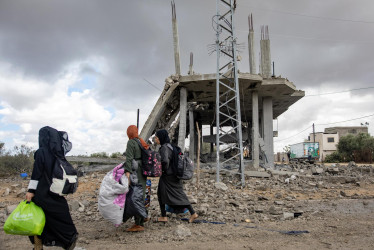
xmin=1 ymin=162 xmax=373 ymax=228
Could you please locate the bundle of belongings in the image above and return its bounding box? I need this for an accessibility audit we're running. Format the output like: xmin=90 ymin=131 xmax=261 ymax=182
xmin=123 ymin=160 xmax=147 ymax=222
xmin=99 ymin=160 xmax=147 ymax=226
xmin=98 ymin=163 xmax=129 ymax=226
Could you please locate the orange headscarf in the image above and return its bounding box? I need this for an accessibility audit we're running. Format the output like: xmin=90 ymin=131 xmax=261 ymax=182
xmin=127 ymin=125 xmax=149 ymax=150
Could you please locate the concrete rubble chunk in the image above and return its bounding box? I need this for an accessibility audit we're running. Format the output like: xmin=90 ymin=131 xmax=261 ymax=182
xmin=283 ymin=212 xmax=294 ymax=220
xmin=175 ymin=224 xmax=192 ymax=238
xmin=214 ymin=182 xmax=228 ymax=191
xmin=6 ymin=205 xmax=18 ymax=215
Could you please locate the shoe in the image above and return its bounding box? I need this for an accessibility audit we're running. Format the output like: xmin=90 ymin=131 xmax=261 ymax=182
xmin=189 ymin=213 xmax=198 ymax=223
xmin=126 ymin=224 xmax=144 ymax=232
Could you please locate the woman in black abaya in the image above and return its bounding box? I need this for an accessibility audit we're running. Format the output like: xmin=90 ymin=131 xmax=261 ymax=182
xmin=155 ymin=129 xmax=198 ymax=223
xmin=26 ymin=126 xmax=78 ymax=250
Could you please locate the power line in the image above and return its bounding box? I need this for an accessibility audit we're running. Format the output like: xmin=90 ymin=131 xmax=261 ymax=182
xmin=315 ymin=113 xmax=374 ymax=126
xmin=238 ymin=2 xmax=374 ymax=24
xmin=305 ymin=86 xmax=374 ymax=97
xmin=275 ymin=113 xmax=374 ymax=142
xmin=274 ymin=125 xmax=311 ymax=142
xmin=143 ymin=78 xmax=162 ymax=92
xmin=236 ymin=29 xmax=374 ymax=44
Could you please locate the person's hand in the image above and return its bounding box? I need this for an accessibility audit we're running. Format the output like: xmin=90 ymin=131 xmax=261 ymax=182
xmin=125 ymin=172 xmax=131 ymax=186
xmin=25 ymin=192 xmax=34 ymax=202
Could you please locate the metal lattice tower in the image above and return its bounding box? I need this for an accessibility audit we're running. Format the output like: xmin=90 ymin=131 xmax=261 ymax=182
xmin=214 ymin=0 xmax=245 ymax=184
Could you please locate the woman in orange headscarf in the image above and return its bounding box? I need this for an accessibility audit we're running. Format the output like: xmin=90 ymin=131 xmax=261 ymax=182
xmin=123 ymin=125 xmax=149 ymax=232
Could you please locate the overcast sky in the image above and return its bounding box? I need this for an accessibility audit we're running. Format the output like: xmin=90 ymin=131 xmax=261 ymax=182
xmin=0 ymin=0 xmax=373 ymax=155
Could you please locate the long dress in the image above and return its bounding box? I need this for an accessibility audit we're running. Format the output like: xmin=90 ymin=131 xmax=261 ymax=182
xmin=28 ymin=127 xmax=77 ymax=248
xmin=157 ymin=143 xmax=191 ymax=208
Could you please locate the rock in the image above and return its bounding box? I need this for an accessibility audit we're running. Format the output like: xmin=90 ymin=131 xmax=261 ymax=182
xmin=6 ymin=205 xmax=18 ymax=215
xmin=214 ymin=182 xmax=228 ymax=191
xmin=70 ymin=200 xmax=80 ymax=212
xmin=283 ymin=212 xmax=294 ymax=220
xmin=16 ymin=188 xmax=26 ymax=197
xmin=269 ymin=206 xmax=282 ymax=215
xmin=348 ymin=161 xmax=356 ymax=168
xmin=175 ymin=224 xmax=191 ymax=238
xmin=3 ymin=188 xmax=10 ymax=196
xmin=0 ymin=212 xmax=6 ymax=223
xmin=274 ymin=201 xmax=284 ymax=205
xmin=340 ymin=191 xmax=347 ymax=197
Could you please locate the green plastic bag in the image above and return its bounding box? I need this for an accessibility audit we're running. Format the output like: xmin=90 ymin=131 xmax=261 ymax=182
xmin=3 ymin=200 xmax=45 ymax=236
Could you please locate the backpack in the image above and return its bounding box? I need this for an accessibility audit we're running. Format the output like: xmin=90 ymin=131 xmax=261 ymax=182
xmin=44 ymin=129 xmax=78 ymax=196
xmin=169 ymin=144 xmax=194 ymax=180
xmin=46 ymin=158 xmax=78 ymax=196
xmin=135 ymin=139 xmax=162 ymax=177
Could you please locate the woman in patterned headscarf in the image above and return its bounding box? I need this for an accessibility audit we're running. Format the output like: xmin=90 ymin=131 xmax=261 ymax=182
xmin=123 ymin=125 xmax=149 ymax=232
xmin=25 ymin=126 xmax=78 ymax=250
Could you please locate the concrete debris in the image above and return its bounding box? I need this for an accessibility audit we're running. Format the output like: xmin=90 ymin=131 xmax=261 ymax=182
xmin=175 ymin=224 xmax=192 ymax=238
xmin=214 ymin=182 xmax=228 ymax=191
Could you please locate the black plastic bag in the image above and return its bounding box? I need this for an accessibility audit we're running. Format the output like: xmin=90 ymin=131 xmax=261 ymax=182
xmin=123 ymin=184 xmax=147 ymax=222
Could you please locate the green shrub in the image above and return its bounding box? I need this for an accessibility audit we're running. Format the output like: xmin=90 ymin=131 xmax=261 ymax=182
xmin=324 ymin=152 xmax=342 ymax=163
xmin=90 ymin=152 xmax=109 ymax=158
xmin=0 ymin=144 xmax=35 ymax=177
xmin=110 ymin=152 xmax=123 ymax=158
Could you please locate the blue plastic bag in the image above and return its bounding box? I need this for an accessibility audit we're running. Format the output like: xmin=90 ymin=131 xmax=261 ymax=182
xmin=3 ymin=200 xmax=45 ymax=236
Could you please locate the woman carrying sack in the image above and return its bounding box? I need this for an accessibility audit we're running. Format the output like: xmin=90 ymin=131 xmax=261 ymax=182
xmin=25 ymin=126 xmax=78 ymax=250
xmin=123 ymin=125 xmax=149 ymax=232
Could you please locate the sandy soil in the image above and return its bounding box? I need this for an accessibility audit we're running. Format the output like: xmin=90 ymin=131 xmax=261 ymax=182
xmin=1 ymin=173 xmax=374 ymax=250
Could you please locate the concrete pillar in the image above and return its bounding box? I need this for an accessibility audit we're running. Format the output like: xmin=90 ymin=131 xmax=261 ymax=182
xmin=210 ymin=125 xmax=214 ymax=153
xmin=260 ymin=26 xmax=271 ymax=78
xmin=172 ymin=1 xmax=181 ymax=75
xmin=263 ymin=97 xmax=274 ymax=167
xmin=248 ymin=14 xmax=256 ymax=74
xmin=189 ymin=109 xmax=195 ymax=162
xmin=252 ymin=91 xmax=259 ymax=169
xmin=178 ymin=87 xmax=187 ymax=151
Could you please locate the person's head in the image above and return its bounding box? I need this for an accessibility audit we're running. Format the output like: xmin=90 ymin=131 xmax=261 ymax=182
xmin=38 ymin=126 xmax=71 ymax=158
xmin=155 ymin=129 xmax=170 ymax=145
xmin=127 ymin=125 xmax=139 ymax=139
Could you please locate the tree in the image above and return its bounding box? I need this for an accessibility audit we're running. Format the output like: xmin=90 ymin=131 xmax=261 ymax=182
xmin=334 ymin=133 xmax=374 ymax=162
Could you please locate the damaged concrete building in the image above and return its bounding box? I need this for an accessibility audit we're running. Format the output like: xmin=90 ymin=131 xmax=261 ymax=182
xmin=140 ymin=2 xmax=304 ymax=173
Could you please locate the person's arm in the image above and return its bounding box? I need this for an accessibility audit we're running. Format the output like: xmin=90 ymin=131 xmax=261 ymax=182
xmin=159 ymin=145 xmax=170 ymax=172
xmin=124 ymin=140 xmax=137 ymax=184
xmin=26 ymin=150 xmax=45 ymax=201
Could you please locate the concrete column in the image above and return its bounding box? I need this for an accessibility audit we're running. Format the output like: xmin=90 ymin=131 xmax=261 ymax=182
xmin=248 ymin=14 xmax=256 ymax=74
xmin=178 ymin=87 xmax=187 ymax=151
xmin=172 ymin=1 xmax=181 ymax=75
xmin=263 ymin=97 xmax=274 ymax=167
xmin=210 ymin=125 xmax=214 ymax=153
xmin=189 ymin=109 xmax=195 ymax=162
xmin=252 ymin=91 xmax=259 ymax=169
xmin=260 ymin=26 xmax=271 ymax=78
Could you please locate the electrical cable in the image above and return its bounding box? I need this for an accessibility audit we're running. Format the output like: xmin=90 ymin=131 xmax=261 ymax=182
xmin=304 ymin=87 xmax=374 ymax=97
xmin=238 ymin=2 xmax=374 ymax=24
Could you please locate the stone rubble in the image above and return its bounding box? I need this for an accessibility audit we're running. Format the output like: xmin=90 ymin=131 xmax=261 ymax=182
xmin=0 ymin=162 xmax=373 ymax=228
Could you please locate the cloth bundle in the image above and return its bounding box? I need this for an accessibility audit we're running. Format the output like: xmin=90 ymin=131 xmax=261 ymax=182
xmin=98 ymin=163 xmax=129 ymax=226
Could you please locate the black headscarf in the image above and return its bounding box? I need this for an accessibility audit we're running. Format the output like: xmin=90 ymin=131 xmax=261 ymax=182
xmin=38 ymin=126 xmax=72 ymax=159
xmin=156 ymin=129 xmax=170 ymax=145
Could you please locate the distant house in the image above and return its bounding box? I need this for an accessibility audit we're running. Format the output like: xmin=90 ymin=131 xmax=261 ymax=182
xmin=324 ymin=126 xmax=368 ymax=139
xmin=307 ymin=126 xmax=368 ymax=161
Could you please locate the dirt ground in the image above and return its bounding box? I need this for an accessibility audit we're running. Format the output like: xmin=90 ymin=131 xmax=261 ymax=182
xmin=1 ymin=169 xmax=374 ymax=250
